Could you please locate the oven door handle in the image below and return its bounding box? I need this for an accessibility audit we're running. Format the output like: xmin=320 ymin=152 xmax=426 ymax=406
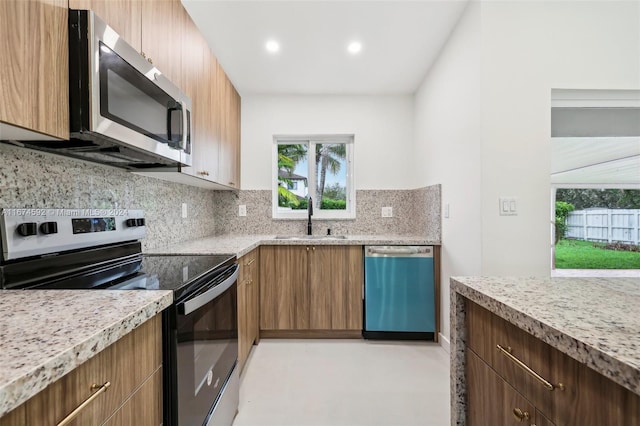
xmin=178 ymin=265 xmax=239 ymax=316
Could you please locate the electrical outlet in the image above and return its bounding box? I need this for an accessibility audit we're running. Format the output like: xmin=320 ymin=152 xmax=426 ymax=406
xmin=181 ymin=203 xmax=188 ymax=219
xmin=238 ymin=205 xmax=247 ymax=217
xmin=381 ymin=206 xmax=393 ymax=218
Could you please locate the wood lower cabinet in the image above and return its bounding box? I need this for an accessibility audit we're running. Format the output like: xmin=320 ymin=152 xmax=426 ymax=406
xmin=238 ymin=248 xmax=260 ymax=372
xmin=0 ymin=0 xmax=68 ymax=139
xmin=465 ymin=299 xmax=640 ymax=426
xmin=0 ymin=315 xmax=162 ymax=426
xmin=260 ymin=245 xmax=363 ymax=336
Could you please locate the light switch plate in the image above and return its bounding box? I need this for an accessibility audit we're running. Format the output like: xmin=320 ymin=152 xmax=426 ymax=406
xmin=499 ymin=197 xmax=517 ymax=216
xmin=381 ymin=206 xmax=393 ymax=217
xmin=181 ymin=203 xmax=188 ymax=218
xmin=238 ymin=205 xmax=247 ymax=217
xmin=444 ymin=203 xmax=450 ymax=219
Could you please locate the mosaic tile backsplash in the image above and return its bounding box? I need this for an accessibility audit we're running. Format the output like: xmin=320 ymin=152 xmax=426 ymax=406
xmin=0 ymin=144 xmax=216 ymax=250
xmin=0 ymin=143 xmax=440 ymax=251
xmin=212 ymin=186 xmax=441 ymax=240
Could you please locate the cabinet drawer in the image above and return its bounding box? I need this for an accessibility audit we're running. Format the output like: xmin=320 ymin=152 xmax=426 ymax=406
xmin=102 ymin=367 xmax=162 ymax=426
xmin=467 ymin=349 xmax=547 ymax=426
xmin=466 ymin=300 xmax=640 ymax=426
xmin=22 ymin=315 xmax=162 ymax=425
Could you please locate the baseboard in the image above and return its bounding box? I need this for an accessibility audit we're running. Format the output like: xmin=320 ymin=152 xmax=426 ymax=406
xmin=439 ymin=333 xmax=450 ymax=353
xmin=260 ymin=330 xmax=362 ymax=339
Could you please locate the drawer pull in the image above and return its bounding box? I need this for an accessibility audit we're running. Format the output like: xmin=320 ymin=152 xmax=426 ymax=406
xmin=497 ymin=344 xmax=555 ymax=391
xmin=246 ymin=258 xmax=255 ymax=266
xmin=512 ymin=408 xmax=530 ymax=422
xmin=57 ymin=381 xmax=111 ymax=426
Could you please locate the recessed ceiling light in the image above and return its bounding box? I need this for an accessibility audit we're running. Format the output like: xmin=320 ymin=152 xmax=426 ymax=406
xmin=347 ymin=41 xmax=362 ymax=55
xmin=266 ymin=40 xmax=280 ymax=53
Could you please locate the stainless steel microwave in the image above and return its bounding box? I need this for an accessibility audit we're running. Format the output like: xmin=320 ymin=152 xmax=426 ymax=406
xmin=26 ymin=10 xmax=192 ymax=169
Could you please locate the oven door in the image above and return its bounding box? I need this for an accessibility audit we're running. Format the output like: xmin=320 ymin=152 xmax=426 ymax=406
xmin=167 ymin=264 xmax=239 ymax=426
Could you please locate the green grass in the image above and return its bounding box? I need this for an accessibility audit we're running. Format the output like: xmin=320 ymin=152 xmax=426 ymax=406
xmin=555 ymin=239 xmax=640 ymax=269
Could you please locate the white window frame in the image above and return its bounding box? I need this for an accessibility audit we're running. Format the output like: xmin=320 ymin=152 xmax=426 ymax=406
xmin=272 ymin=134 xmax=355 ymax=220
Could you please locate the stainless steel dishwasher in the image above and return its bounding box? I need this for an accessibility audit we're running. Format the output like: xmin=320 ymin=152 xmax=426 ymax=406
xmin=363 ymin=246 xmax=435 ymax=340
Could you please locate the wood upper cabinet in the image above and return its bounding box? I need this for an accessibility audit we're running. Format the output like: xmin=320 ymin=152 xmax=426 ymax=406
xmin=217 ymin=65 xmax=241 ymax=189
xmin=68 ymin=0 xmax=142 ymax=51
xmin=140 ymin=0 xmax=185 ymax=90
xmin=0 ymin=0 xmax=68 ymax=139
xmin=465 ymin=299 xmax=640 ymax=426
xmin=182 ymin=17 xmax=219 ymax=181
xmin=260 ymin=245 xmax=363 ymax=333
xmin=238 ymin=249 xmax=259 ymax=372
xmin=0 ymin=314 xmax=162 ymax=426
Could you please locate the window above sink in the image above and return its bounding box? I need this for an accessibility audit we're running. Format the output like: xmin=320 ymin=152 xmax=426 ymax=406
xmin=272 ymin=134 xmax=355 ymax=220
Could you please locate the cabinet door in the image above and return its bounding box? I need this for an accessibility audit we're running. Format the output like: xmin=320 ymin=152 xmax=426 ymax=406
xmin=140 ymin=0 xmax=185 ymax=90
xmin=102 ymin=368 xmax=163 ymax=426
xmin=0 ymin=406 xmax=25 ymax=426
xmin=248 ymin=250 xmax=260 ymax=344
xmin=0 ymin=0 xmax=68 ymax=139
xmin=467 ymin=349 xmax=537 ymax=426
xmin=309 ymin=246 xmax=362 ymax=330
xmin=23 ymin=315 xmax=161 ymax=425
xmin=68 ymin=0 xmax=141 ymax=51
xmin=217 ymin=67 xmax=241 ymax=188
xmin=183 ymin=23 xmax=219 ymax=180
xmin=237 ymin=278 xmax=249 ymax=371
xmin=260 ymin=246 xmax=308 ymax=330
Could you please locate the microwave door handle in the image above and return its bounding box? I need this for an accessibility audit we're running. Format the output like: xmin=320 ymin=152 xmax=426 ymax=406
xmin=180 ymin=100 xmax=188 ymax=151
xmin=177 ymin=266 xmax=239 ymax=315
xmin=167 ymin=103 xmax=181 ymax=148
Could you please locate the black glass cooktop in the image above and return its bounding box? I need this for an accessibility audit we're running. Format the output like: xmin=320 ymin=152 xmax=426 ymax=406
xmin=141 ymin=254 xmax=236 ymax=292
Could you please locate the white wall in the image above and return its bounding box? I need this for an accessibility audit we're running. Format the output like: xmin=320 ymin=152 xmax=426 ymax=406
xmin=414 ymin=2 xmax=482 ymax=343
xmin=240 ymin=95 xmax=415 ymax=190
xmin=414 ymin=0 xmax=640 ymax=341
xmin=480 ymin=0 xmax=640 ymax=275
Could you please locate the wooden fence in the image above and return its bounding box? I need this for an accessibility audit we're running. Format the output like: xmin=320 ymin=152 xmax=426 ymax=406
xmin=565 ymin=209 xmax=640 ymax=245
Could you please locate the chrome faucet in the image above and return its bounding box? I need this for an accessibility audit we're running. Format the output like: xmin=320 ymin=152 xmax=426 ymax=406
xmin=307 ymin=197 xmax=313 ymax=235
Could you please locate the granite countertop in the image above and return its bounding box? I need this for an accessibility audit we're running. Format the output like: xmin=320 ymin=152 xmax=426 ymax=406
xmin=0 ymin=290 xmax=173 ymax=418
xmin=145 ymin=234 xmax=440 ymax=258
xmin=451 ymin=276 xmax=640 ymax=396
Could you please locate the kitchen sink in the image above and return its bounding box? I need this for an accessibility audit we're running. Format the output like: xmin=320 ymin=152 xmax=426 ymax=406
xmin=274 ymin=235 xmax=348 ymax=240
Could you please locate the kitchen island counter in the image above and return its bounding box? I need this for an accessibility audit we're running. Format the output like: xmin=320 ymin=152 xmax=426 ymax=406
xmin=0 ymin=290 xmax=172 ymax=418
xmin=450 ymin=276 xmax=640 ymax=425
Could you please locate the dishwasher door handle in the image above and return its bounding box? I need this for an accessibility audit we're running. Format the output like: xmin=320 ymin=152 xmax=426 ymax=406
xmin=366 ymin=246 xmax=432 ymax=257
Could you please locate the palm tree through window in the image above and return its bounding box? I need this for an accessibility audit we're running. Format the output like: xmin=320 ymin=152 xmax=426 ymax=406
xmin=274 ymin=135 xmax=354 ymax=219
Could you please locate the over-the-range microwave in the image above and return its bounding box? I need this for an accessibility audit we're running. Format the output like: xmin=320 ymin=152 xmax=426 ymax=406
xmin=23 ymin=9 xmax=192 ymax=169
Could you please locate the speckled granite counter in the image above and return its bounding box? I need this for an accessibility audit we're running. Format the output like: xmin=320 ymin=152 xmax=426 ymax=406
xmin=145 ymin=234 xmax=440 ymax=258
xmin=0 ymin=290 xmax=172 ymax=418
xmin=450 ymin=276 xmax=640 ymax=425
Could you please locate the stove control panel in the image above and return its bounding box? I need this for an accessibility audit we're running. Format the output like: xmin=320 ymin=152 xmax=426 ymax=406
xmin=0 ymin=209 xmax=146 ymax=261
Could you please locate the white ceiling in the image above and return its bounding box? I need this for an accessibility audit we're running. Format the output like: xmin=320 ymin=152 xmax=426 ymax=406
xmin=181 ymin=0 xmax=469 ymax=96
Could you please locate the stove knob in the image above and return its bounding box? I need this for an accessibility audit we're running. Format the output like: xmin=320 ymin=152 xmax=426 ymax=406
xmin=126 ymin=218 xmax=138 ymax=227
xmin=136 ymin=218 xmax=146 ymax=227
xmin=16 ymin=222 xmax=37 ymax=237
xmin=39 ymin=221 xmax=58 ymax=235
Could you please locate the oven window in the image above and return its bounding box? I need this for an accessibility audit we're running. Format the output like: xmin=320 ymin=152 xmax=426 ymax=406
xmin=175 ymin=282 xmax=237 ymax=425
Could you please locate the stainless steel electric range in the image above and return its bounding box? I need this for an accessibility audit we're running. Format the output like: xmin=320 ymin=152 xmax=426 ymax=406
xmin=0 ymin=208 xmax=239 ymax=426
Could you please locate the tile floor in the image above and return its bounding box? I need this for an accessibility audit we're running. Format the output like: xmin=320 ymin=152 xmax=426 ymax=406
xmin=232 ymin=339 xmax=450 ymax=426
